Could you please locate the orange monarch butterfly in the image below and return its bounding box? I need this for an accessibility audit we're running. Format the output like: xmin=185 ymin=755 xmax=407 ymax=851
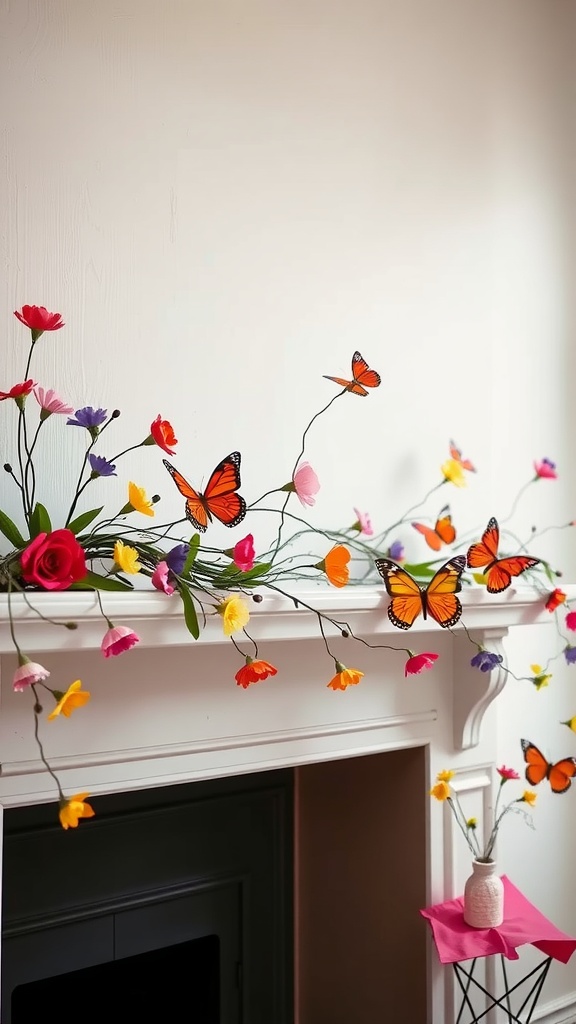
xmin=466 ymin=517 xmax=540 ymax=594
xmin=323 ymin=351 xmax=381 ymax=397
xmin=412 ymin=506 xmax=456 ymax=552
xmin=521 ymin=739 xmax=576 ymax=794
xmin=375 ymin=555 xmax=466 ymax=630
xmin=449 ymin=440 xmax=476 ymax=473
xmin=163 ymin=454 xmax=246 ymax=533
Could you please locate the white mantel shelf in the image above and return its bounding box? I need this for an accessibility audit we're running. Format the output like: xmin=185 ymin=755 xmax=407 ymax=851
xmin=0 ymin=583 xmax=568 ymax=653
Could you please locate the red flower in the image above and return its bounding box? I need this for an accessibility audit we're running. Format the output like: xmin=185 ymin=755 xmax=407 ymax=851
xmin=233 ymin=534 xmax=255 ymax=572
xmin=497 ymin=765 xmax=520 ymax=781
xmin=0 ymin=380 xmax=36 ymax=404
xmin=20 ymin=529 xmax=88 ymax=591
xmin=150 ymin=415 xmax=178 ymax=455
xmin=545 ymin=588 xmax=566 ymax=612
xmin=235 ymin=658 xmax=278 ymax=689
xmin=405 ymin=652 xmax=438 ymax=676
xmin=14 ymin=305 xmax=65 ymax=338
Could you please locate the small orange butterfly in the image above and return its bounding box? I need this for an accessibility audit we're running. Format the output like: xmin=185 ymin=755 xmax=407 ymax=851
xmin=164 ymin=454 xmax=246 ymax=533
xmin=466 ymin=517 xmax=539 ymax=593
xmin=521 ymin=739 xmax=576 ymax=794
xmin=449 ymin=440 xmax=476 ymax=473
xmin=323 ymin=351 xmax=381 ymax=397
xmin=412 ymin=506 xmax=456 ymax=552
xmin=375 ymin=555 xmax=466 ymax=630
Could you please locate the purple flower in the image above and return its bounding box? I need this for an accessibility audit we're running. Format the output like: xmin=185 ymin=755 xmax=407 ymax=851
xmin=67 ymin=406 xmax=107 ymax=429
xmin=564 ymin=645 xmax=576 ymax=666
xmin=387 ymin=540 xmax=405 ymax=562
xmin=88 ymin=454 xmax=117 ymax=477
xmin=166 ymin=543 xmax=189 ymax=576
xmin=470 ymin=650 xmax=503 ymax=673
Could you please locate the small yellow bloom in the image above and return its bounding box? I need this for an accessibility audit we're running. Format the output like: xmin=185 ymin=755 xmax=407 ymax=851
xmin=114 ymin=540 xmax=141 ymax=574
xmin=128 ymin=481 xmax=155 ymax=517
xmin=472 ymin=572 xmax=489 ymax=587
xmin=59 ymin=793 xmax=95 ymax=830
xmin=521 ymin=790 xmax=537 ymax=807
xmin=430 ymin=780 xmax=451 ymax=801
xmin=441 ymin=458 xmax=466 ymax=488
xmin=48 ymin=680 xmax=91 ymax=720
xmin=466 ymin=817 xmax=477 ymax=830
xmin=217 ymin=595 xmax=250 ymax=636
xmin=562 ymin=716 xmax=576 ymax=733
xmin=436 ymin=769 xmax=455 ymax=782
xmin=530 ymin=664 xmax=552 ymax=691
xmin=327 ymin=662 xmax=364 ymax=690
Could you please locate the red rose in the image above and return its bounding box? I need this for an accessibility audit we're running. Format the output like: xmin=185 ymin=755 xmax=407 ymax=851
xmin=20 ymin=529 xmax=88 ymax=591
xmin=150 ymin=414 xmax=178 ymax=455
xmin=14 ymin=305 xmax=65 ymax=335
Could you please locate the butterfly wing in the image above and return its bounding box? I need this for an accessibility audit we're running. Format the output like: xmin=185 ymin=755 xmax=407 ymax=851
xmin=412 ymin=521 xmax=443 ymax=551
xmin=435 ymin=507 xmax=456 ymax=545
xmin=163 ymin=460 xmax=209 ymax=532
xmin=424 ymin=555 xmax=466 ymax=628
xmin=449 ymin=440 xmax=476 ymax=473
xmin=548 ymin=759 xmax=576 ymax=794
xmin=202 ymin=452 xmax=247 ymax=528
xmin=375 ymin=559 xmax=424 ymax=629
xmin=521 ymin=739 xmax=550 ymax=786
xmin=466 ymin=517 xmax=500 ymax=570
xmin=323 ymin=351 xmax=381 ymax=397
xmin=485 ymin=556 xmax=540 ymax=594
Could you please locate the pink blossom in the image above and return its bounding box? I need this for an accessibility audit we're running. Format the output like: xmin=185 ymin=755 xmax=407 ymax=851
xmin=34 ymin=387 xmax=74 ymax=417
xmin=497 ymin=765 xmax=520 ymax=781
xmin=151 ymin=560 xmax=175 ymax=596
xmin=101 ymin=625 xmax=140 ymax=658
xmin=405 ymin=652 xmax=438 ymax=677
xmin=13 ymin=659 xmax=50 ymax=692
xmin=533 ymin=458 xmax=557 ymax=479
xmin=353 ymin=508 xmax=373 ymax=536
xmin=292 ymin=462 xmax=320 ymax=507
xmin=566 ymin=611 xmax=576 ymax=631
xmin=233 ymin=534 xmax=255 ymax=572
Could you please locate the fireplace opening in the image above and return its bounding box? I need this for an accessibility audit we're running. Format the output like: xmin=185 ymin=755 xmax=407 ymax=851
xmin=12 ymin=934 xmax=220 ymax=1022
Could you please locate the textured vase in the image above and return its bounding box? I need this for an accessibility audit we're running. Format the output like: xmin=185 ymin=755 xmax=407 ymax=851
xmin=463 ymin=860 xmax=504 ymax=928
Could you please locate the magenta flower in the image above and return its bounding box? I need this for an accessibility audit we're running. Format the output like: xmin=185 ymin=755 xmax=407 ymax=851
xmin=352 ymin=508 xmax=373 ymax=536
xmin=405 ymin=651 xmax=438 ymax=676
xmin=292 ymin=462 xmax=320 ymax=507
xmin=497 ymin=765 xmax=520 ymax=781
xmin=13 ymin=659 xmax=50 ymax=692
xmin=534 ymin=458 xmax=557 ymax=480
xmin=101 ymin=625 xmax=140 ymax=658
xmin=151 ymin=560 xmax=175 ymax=596
xmin=34 ymin=387 xmax=74 ymax=419
xmin=566 ymin=611 xmax=576 ymax=631
xmin=233 ymin=534 xmax=255 ymax=572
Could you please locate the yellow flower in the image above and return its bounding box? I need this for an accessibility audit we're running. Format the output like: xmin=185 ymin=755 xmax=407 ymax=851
xmin=441 ymin=458 xmax=466 ymax=487
xmin=114 ymin=540 xmax=141 ymax=574
xmin=530 ymin=664 xmax=552 ymax=691
xmin=326 ymin=662 xmax=364 ymax=690
xmin=59 ymin=793 xmax=95 ymax=830
xmin=521 ymin=790 xmax=537 ymax=807
xmin=430 ymin=781 xmax=451 ymax=801
xmin=48 ymin=680 xmax=91 ymax=720
xmin=128 ymin=481 xmax=155 ymax=517
xmin=436 ymin=769 xmax=455 ymax=782
xmin=466 ymin=817 xmax=477 ymax=829
xmin=562 ymin=716 xmax=576 ymax=733
xmin=472 ymin=572 xmax=489 ymax=587
xmin=217 ymin=595 xmax=250 ymax=636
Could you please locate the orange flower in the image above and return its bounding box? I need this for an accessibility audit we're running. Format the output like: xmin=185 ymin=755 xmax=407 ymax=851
xmin=235 ymin=657 xmax=278 ymax=689
xmin=149 ymin=414 xmax=178 ymax=456
xmin=545 ymin=588 xmax=566 ymax=612
xmin=316 ymin=545 xmax=350 ymax=588
xmin=327 ymin=661 xmax=364 ymax=690
xmin=59 ymin=793 xmax=95 ymax=830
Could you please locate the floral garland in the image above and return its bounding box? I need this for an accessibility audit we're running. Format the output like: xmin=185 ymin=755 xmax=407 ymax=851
xmin=1 ymin=305 xmax=575 ymax=829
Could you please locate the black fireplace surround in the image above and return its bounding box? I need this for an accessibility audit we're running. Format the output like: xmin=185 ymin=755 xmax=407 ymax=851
xmin=2 ymin=770 xmax=294 ymax=1023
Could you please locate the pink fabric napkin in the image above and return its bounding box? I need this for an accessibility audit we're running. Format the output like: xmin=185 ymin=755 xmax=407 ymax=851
xmin=420 ymin=876 xmax=576 ymax=965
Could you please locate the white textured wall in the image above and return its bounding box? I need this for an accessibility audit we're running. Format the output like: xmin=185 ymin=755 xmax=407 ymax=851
xmin=1 ymin=0 xmax=576 ymax=1015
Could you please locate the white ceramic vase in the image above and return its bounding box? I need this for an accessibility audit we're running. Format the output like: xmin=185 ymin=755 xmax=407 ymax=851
xmin=463 ymin=859 xmax=504 ymax=928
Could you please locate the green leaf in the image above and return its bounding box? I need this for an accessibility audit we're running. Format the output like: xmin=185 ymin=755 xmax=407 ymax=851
xmin=0 ymin=509 xmax=26 ymax=549
xmin=213 ymin=562 xmax=272 ymax=589
xmin=182 ymin=534 xmax=200 ymax=578
xmin=178 ymin=584 xmax=200 ymax=639
xmin=67 ymin=507 xmax=104 ymax=535
xmin=403 ymin=561 xmax=437 ymax=580
xmin=28 ymin=503 xmax=52 ymax=539
xmin=69 ymin=570 xmax=134 ymax=592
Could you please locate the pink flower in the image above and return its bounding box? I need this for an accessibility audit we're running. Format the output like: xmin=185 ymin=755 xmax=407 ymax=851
xmin=13 ymin=659 xmax=50 ymax=692
xmin=233 ymin=534 xmax=255 ymax=572
xmin=151 ymin=560 xmax=175 ymax=595
xmin=566 ymin=611 xmax=576 ymax=631
xmin=353 ymin=508 xmax=373 ymax=536
xmin=101 ymin=625 xmax=140 ymax=658
xmin=292 ymin=462 xmax=320 ymax=507
xmin=34 ymin=387 xmax=74 ymax=419
xmin=534 ymin=458 xmax=557 ymax=479
xmin=404 ymin=652 xmax=438 ymax=676
xmin=497 ymin=765 xmax=520 ymax=781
